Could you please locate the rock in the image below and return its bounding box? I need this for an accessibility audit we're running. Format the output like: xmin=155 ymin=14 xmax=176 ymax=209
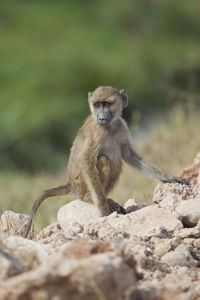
xmin=0 ymin=211 xmax=31 ymax=238
xmin=124 ymin=198 xmax=138 ymax=209
xmin=36 ymin=222 xmax=69 ymax=254
xmin=0 ymin=248 xmax=23 ymax=280
xmin=153 ymin=237 xmax=181 ymax=258
xmin=183 ymin=238 xmax=196 ymax=246
xmin=61 ymin=239 xmax=111 ymax=259
xmin=84 ymin=205 xmax=183 ymax=240
xmin=161 ymin=267 xmax=200 ymax=298
xmin=0 ymin=251 xmax=137 ymax=300
xmin=62 ymin=222 xmax=85 ymax=240
xmin=126 ymin=285 xmax=189 ymax=300
xmin=2 ymin=163 xmax=200 ymax=300
xmin=193 ymin=238 xmax=200 ymax=248
xmin=176 ymin=199 xmax=200 ymax=227
xmin=176 ymin=227 xmax=200 ymax=239
xmin=36 ymin=222 xmax=62 ymax=240
xmin=57 ymin=200 xmax=101 ymax=231
xmin=125 ymin=198 xmax=147 ymax=213
xmin=161 ymin=251 xmax=188 ymax=267
xmin=153 ymin=182 xmax=200 ymax=206
xmin=198 ymin=170 xmax=200 ymax=185
xmin=58 ymin=200 xmax=126 ymax=234
xmin=179 ymin=152 xmax=200 ymax=184
xmin=153 ymin=182 xmax=200 ymax=226
xmin=161 ymin=245 xmax=198 ymax=267
xmin=2 ymin=236 xmax=48 ymax=271
xmin=37 ymin=231 xmax=68 ymax=255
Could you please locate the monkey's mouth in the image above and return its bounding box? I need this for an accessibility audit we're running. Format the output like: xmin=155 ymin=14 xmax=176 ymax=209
xmin=97 ymin=119 xmax=111 ymax=126
xmin=98 ymin=121 xmax=108 ymax=126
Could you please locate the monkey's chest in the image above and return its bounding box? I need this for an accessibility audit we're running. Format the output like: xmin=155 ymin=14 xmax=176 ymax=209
xmin=97 ymin=138 xmax=122 ymax=192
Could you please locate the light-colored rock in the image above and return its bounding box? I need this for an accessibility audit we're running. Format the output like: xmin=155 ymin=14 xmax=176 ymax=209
xmin=84 ymin=205 xmax=183 ymax=240
xmin=0 ymin=251 xmax=137 ymax=300
xmin=125 ymin=198 xmax=147 ymax=213
xmin=126 ymin=285 xmax=190 ymax=300
xmin=0 ymin=211 xmax=31 ymax=238
xmin=175 ymin=199 xmax=200 ymax=226
xmin=36 ymin=222 xmax=61 ymax=240
xmin=161 ymin=245 xmax=198 ymax=267
xmin=161 ymin=267 xmax=200 ymax=297
xmin=197 ymin=169 xmax=200 ymax=185
xmin=153 ymin=183 xmax=200 ymax=226
xmin=61 ymin=239 xmax=111 ymax=259
xmin=2 ymin=154 xmax=200 ymax=300
xmin=161 ymin=251 xmax=190 ymax=267
xmin=183 ymin=238 xmax=196 ymax=246
xmin=124 ymin=198 xmax=138 ymax=209
xmin=179 ymin=152 xmax=200 ymax=184
xmin=198 ymin=169 xmax=200 ymax=185
xmin=57 ymin=200 xmax=101 ymax=231
xmin=36 ymin=222 xmax=68 ymax=254
xmin=0 ymin=248 xmax=23 ymax=280
xmin=193 ymin=238 xmax=200 ymax=248
xmin=153 ymin=182 xmax=200 ymax=206
xmin=121 ymin=239 xmax=153 ymax=272
xmin=37 ymin=231 xmax=68 ymax=255
xmin=2 ymin=236 xmax=48 ymax=271
xmin=176 ymin=227 xmax=200 ymax=239
xmin=62 ymin=222 xmax=84 ymax=239
xmin=153 ymin=237 xmax=181 ymax=258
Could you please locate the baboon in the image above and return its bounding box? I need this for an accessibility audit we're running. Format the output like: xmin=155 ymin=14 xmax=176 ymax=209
xmin=24 ymin=86 xmax=189 ymax=238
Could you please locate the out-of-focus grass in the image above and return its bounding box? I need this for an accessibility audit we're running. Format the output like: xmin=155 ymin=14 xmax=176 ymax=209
xmin=0 ymin=106 xmax=200 ymax=230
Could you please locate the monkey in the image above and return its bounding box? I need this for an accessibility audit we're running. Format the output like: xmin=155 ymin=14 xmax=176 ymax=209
xmin=23 ymin=86 xmax=189 ymax=238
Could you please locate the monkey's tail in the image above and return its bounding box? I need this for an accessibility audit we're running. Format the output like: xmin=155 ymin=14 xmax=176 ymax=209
xmin=23 ymin=183 xmax=71 ymax=238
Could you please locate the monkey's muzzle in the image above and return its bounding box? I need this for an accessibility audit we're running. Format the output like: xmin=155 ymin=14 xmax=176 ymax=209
xmin=97 ymin=112 xmax=112 ymax=126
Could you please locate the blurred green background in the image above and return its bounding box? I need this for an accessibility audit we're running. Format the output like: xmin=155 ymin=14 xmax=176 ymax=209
xmin=1 ymin=0 xmax=200 ymax=228
xmin=1 ymin=0 xmax=200 ymax=171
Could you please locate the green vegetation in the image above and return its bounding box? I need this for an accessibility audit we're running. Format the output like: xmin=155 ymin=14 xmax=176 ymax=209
xmin=0 ymin=0 xmax=200 ymax=171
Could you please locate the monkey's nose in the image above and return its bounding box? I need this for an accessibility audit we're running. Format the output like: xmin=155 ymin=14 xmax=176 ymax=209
xmin=98 ymin=114 xmax=109 ymax=126
xmin=99 ymin=117 xmax=105 ymax=122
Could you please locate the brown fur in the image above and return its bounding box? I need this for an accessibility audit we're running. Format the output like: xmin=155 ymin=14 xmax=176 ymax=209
xmin=24 ymin=86 xmax=189 ymax=238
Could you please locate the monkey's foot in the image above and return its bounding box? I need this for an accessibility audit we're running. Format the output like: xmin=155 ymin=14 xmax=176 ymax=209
xmin=106 ymin=198 xmax=126 ymax=215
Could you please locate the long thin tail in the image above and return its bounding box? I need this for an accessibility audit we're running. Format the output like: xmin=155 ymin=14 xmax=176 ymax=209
xmin=23 ymin=183 xmax=71 ymax=238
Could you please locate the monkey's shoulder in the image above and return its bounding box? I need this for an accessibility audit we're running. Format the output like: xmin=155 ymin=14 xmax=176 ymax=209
xmin=76 ymin=115 xmax=96 ymax=138
xmin=110 ymin=117 xmax=129 ymax=134
xmin=69 ymin=116 xmax=99 ymax=155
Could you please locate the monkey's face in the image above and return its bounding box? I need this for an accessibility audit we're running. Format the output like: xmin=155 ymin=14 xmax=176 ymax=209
xmin=88 ymin=86 xmax=128 ymax=127
xmin=93 ymin=101 xmax=113 ymax=126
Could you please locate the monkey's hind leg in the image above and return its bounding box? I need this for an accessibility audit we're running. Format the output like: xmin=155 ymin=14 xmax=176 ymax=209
xmin=23 ymin=183 xmax=71 ymax=239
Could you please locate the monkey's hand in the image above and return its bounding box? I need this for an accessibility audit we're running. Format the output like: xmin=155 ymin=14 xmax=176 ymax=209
xmin=100 ymin=198 xmax=126 ymax=216
xmin=162 ymin=176 xmax=190 ymax=185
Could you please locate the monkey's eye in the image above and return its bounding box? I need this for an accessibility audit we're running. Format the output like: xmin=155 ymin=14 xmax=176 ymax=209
xmin=104 ymin=102 xmax=112 ymax=108
xmin=94 ymin=102 xmax=101 ymax=109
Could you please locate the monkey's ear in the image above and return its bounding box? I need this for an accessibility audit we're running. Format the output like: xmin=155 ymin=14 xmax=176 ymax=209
xmin=88 ymin=91 xmax=93 ymax=98
xmin=120 ymin=89 xmax=128 ymax=108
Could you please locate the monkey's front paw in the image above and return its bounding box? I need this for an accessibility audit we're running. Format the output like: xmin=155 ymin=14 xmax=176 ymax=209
xmin=162 ymin=176 xmax=190 ymax=185
xmin=175 ymin=177 xmax=190 ymax=185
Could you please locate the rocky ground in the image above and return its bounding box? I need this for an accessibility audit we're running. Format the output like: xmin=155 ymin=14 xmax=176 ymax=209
xmin=0 ymin=153 xmax=200 ymax=300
